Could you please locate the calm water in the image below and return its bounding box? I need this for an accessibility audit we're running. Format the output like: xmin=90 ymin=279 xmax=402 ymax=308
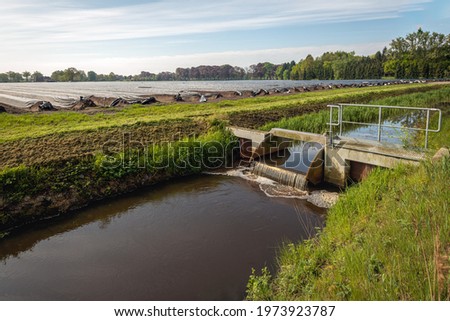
xmin=0 ymin=175 xmax=324 ymax=301
xmin=0 ymin=79 xmax=388 ymax=108
xmin=342 ymin=114 xmax=422 ymax=146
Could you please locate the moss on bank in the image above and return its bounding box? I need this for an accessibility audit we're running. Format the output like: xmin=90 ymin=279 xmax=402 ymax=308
xmin=247 ymin=158 xmax=450 ymax=300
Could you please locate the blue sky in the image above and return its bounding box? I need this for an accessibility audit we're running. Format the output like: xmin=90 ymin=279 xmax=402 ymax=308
xmin=0 ymin=0 xmax=448 ymax=75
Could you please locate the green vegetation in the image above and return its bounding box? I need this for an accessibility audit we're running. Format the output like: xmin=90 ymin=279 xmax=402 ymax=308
xmin=261 ymin=85 xmax=450 ymax=141
xmin=247 ymin=85 xmax=450 ymax=301
xmin=247 ymin=158 xmax=450 ymax=300
xmin=0 ymin=127 xmax=237 ymax=228
xmin=289 ymin=29 xmax=450 ymax=80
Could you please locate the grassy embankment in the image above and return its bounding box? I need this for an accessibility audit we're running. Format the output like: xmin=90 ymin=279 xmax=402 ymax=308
xmin=247 ymin=86 xmax=450 ymax=300
xmin=0 ymin=83 xmax=447 ymax=233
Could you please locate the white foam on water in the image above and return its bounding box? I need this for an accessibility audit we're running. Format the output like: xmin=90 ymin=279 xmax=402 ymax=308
xmin=204 ymin=166 xmax=339 ymax=207
xmin=204 ymin=167 xmax=309 ymax=200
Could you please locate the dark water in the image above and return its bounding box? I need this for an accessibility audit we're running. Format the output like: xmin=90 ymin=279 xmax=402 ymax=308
xmin=0 ymin=175 xmax=324 ymax=301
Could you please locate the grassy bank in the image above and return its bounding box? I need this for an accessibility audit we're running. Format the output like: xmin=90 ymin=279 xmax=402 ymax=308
xmin=0 ymin=127 xmax=238 ymax=231
xmin=247 ymin=158 xmax=450 ymax=300
xmin=247 ymin=86 xmax=450 ymax=301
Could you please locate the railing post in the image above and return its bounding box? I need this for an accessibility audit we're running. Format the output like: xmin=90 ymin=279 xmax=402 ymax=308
xmin=339 ymin=104 xmax=343 ymax=136
xmin=377 ymin=106 xmax=382 ymax=142
xmin=329 ymin=106 xmax=334 ymax=146
xmin=425 ymin=109 xmax=430 ymax=149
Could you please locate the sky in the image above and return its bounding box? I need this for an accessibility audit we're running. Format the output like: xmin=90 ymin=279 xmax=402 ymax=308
xmin=0 ymin=0 xmax=448 ymax=75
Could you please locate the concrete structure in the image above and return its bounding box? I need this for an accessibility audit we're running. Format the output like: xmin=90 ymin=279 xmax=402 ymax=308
xmin=324 ymin=136 xmax=425 ymax=187
xmin=228 ymin=126 xmax=426 ymax=187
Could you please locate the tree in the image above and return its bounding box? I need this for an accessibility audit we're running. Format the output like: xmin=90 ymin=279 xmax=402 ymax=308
xmin=22 ymin=71 xmax=31 ymax=82
xmin=385 ymin=29 xmax=450 ymax=78
xmin=87 ymin=71 xmax=97 ymax=81
xmin=294 ymin=54 xmax=316 ymax=80
xmin=0 ymin=73 xmax=9 ymax=82
xmin=51 ymin=70 xmax=65 ymax=82
xmin=31 ymin=71 xmax=44 ymax=82
xmin=7 ymin=71 xmax=23 ymax=82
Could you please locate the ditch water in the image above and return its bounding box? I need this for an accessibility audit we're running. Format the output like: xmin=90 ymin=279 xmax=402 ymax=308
xmin=341 ymin=113 xmax=425 ymax=147
xmin=0 ymin=175 xmax=324 ymax=301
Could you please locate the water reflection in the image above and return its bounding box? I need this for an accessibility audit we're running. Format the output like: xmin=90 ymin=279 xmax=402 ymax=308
xmin=0 ymin=175 xmax=324 ymax=301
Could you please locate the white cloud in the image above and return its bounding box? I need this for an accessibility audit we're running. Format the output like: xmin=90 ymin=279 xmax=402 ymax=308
xmin=0 ymin=0 xmax=430 ymax=45
xmin=0 ymin=0 xmax=430 ymax=73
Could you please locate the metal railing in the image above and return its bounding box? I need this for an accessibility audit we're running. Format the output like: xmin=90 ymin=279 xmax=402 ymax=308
xmin=327 ymin=103 xmax=442 ymax=149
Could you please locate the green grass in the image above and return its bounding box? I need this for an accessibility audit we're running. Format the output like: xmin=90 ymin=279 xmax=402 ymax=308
xmin=247 ymin=157 xmax=450 ymax=300
xmin=0 ymin=84 xmax=441 ymax=143
xmin=260 ymin=86 xmax=450 ymax=140
xmin=247 ymin=86 xmax=450 ymax=301
xmin=0 ymin=127 xmax=238 ymax=228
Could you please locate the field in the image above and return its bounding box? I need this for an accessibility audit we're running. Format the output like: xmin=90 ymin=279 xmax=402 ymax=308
xmin=0 ymin=83 xmax=444 ymax=169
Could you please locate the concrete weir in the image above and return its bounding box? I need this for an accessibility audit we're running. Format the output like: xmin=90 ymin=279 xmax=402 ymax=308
xmin=228 ymin=126 xmax=427 ymax=188
xmin=253 ymin=162 xmax=308 ymax=190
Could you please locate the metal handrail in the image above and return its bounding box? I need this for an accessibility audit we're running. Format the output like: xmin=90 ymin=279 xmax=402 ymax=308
xmin=327 ymin=104 xmax=442 ymax=149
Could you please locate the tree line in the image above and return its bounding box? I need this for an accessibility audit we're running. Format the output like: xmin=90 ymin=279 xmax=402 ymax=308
xmin=1 ymin=29 xmax=448 ymax=83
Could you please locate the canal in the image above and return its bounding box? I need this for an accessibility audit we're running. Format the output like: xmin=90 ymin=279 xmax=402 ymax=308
xmin=0 ymin=174 xmax=324 ymax=300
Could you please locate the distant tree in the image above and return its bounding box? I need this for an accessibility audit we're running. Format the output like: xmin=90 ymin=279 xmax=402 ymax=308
xmin=51 ymin=70 xmax=65 ymax=82
xmin=275 ymin=65 xmax=285 ymax=80
xmin=0 ymin=73 xmax=9 ymax=82
xmin=6 ymin=71 xmax=23 ymax=82
xmin=31 ymin=71 xmax=44 ymax=82
xmin=22 ymin=71 xmax=31 ymax=82
xmin=87 ymin=71 xmax=97 ymax=81
xmin=108 ymin=72 xmax=117 ymax=81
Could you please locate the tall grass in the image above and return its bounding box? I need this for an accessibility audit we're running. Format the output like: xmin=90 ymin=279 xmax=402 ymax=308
xmin=247 ymin=158 xmax=450 ymax=300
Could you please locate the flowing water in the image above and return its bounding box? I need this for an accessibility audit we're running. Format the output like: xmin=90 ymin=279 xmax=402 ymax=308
xmin=0 ymin=175 xmax=324 ymax=301
xmin=253 ymin=162 xmax=308 ymax=190
xmin=252 ymin=141 xmax=324 ymax=191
